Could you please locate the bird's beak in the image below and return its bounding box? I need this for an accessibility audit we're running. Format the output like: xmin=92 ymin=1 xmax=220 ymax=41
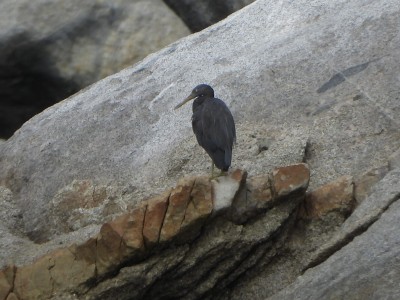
xmin=174 ymin=92 xmax=197 ymax=110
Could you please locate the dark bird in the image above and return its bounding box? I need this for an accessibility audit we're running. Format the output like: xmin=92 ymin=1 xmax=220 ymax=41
xmin=175 ymin=84 xmax=236 ymax=177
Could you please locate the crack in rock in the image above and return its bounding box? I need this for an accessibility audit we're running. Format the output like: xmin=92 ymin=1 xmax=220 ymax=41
xmin=303 ymin=169 xmax=400 ymax=271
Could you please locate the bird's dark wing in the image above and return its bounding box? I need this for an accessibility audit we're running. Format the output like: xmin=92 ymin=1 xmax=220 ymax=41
xmin=192 ymin=98 xmax=236 ymax=169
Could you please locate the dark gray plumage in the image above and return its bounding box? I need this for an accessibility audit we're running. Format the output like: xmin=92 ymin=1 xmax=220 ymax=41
xmin=175 ymin=84 xmax=236 ymax=174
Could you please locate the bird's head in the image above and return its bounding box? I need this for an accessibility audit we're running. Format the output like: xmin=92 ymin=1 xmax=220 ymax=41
xmin=174 ymin=84 xmax=214 ymax=110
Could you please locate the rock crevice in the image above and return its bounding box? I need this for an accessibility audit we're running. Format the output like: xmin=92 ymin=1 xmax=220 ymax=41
xmin=0 ymin=164 xmax=311 ymax=299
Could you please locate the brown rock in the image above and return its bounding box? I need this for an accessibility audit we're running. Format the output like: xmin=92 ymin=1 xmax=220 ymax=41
xmin=143 ymin=191 xmax=170 ymax=249
xmin=247 ymin=175 xmax=273 ymax=206
xmin=50 ymin=180 xmax=99 ymax=234
xmin=0 ymin=265 xmax=15 ymax=300
xmin=4 ymin=242 xmax=97 ymax=299
xmin=272 ymin=163 xmax=310 ymax=198
xmin=14 ymin=254 xmax=53 ymax=300
xmin=5 ymin=293 xmax=18 ymax=300
xmin=74 ymin=238 xmax=97 ymax=267
xmin=159 ymin=177 xmax=195 ymax=243
xmin=48 ymin=246 xmax=95 ymax=293
xmin=300 ymin=176 xmax=355 ymax=219
xmin=121 ymin=207 xmax=146 ymax=254
xmin=52 ymin=180 xmax=97 ymax=211
xmin=96 ymin=207 xmax=146 ymax=276
xmin=96 ymin=223 xmax=124 ymax=277
xmin=179 ymin=177 xmax=213 ymax=242
xmin=230 ymin=174 xmax=273 ymax=224
xmin=354 ymin=165 xmax=389 ymax=204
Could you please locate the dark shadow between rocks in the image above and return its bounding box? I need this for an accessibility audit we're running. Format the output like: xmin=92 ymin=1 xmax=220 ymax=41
xmin=0 ymin=32 xmax=80 ymax=139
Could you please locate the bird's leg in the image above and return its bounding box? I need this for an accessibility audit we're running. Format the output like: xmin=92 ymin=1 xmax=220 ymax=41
xmin=210 ymin=161 xmax=227 ymax=180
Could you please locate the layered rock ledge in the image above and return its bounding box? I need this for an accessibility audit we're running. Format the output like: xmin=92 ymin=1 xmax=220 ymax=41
xmin=0 ymin=164 xmax=310 ymax=300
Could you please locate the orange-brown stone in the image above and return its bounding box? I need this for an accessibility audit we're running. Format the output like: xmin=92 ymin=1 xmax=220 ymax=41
xmin=14 ymin=254 xmax=54 ymax=300
xmin=96 ymin=207 xmax=146 ymax=276
xmin=121 ymin=206 xmax=146 ymax=253
xmin=0 ymin=265 xmax=15 ymax=300
xmin=96 ymin=222 xmax=124 ymax=276
xmin=272 ymin=163 xmax=310 ymax=198
xmin=229 ymin=174 xmax=273 ymax=224
xmin=75 ymin=237 xmax=97 ymax=266
xmin=230 ymin=169 xmax=245 ymax=182
xmin=53 ymin=180 xmax=97 ymax=211
xmin=247 ymin=175 xmax=273 ymax=205
xmin=179 ymin=177 xmax=213 ymax=241
xmin=159 ymin=177 xmax=195 ymax=243
xmin=143 ymin=191 xmax=170 ymax=249
xmin=5 ymin=292 xmax=18 ymax=300
xmin=300 ymin=175 xmax=355 ymax=219
xmin=48 ymin=245 xmax=96 ymax=292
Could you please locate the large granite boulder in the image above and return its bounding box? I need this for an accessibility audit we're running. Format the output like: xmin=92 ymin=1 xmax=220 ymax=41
xmin=0 ymin=0 xmax=190 ymax=138
xmin=164 ymin=0 xmax=256 ymax=32
xmin=1 ymin=0 xmax=398 ymax=242
xmin=0 ymin=0 xmax=400 ymax=298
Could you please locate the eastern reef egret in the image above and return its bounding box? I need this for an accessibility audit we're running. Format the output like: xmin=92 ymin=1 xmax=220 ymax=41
xmin=175 ymin=84 xmax=236 ymax=177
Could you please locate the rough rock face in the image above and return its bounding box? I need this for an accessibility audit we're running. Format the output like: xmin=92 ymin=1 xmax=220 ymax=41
xmin=0 ymin=0 xmax=400 ymax=298
xmin=269 ymin=169 xmax=400 ymax=300
xmin=1 ymin=0 xmax=399 ymax=243
xmin=0 ymin=0 xmax=190 ymax=138
xmin=163 ymin=0 xmax=255 ymax=32
xmin=0 ymin=164 xmax=310 ymax=299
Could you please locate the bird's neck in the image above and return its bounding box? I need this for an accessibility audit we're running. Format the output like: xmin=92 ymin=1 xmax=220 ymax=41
xmin=192 ymin=96 xmax=209 ymax=112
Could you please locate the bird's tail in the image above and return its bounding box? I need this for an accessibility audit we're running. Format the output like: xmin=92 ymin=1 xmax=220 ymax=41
xmin=224 ymin=148 xmax=232 ymax=170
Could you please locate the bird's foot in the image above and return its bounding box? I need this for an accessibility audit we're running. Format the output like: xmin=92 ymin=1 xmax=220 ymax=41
xmin=210 ymin=170 xmax=227 ymax=182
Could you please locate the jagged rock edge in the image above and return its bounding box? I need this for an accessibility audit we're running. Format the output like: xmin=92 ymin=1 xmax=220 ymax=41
xmin=210 ymin=201 xmax=300 ymax=298
xmin=302 ymin=193 xmax=400 ymax=272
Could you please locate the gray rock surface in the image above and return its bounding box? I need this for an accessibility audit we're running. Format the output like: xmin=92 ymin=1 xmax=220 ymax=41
xmin=389 ymin=148 xmax=400 ymax=170
xmin=0 ymin=0 xmax=190 ymax=85
xmin=0 ymin=4 xmax=399 ymax=300
xmin=0 ymin=0 xmax=190 ymax=138
xmin=305 ymin=168 xmax=400 ymax=270
xmin=1 ymin=0 xmax=399 ymax=242
xmin=269 ymin=169 xmax=400 ymax=300
xmin=164 ymin=0 xmax=255 ymax=32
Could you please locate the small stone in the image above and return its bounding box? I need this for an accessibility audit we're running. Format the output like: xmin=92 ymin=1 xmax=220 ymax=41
xmin=272 ymin=163 xmax=310 ymax=198
xmin=300 ymin=175 xmax=354 ymax=219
